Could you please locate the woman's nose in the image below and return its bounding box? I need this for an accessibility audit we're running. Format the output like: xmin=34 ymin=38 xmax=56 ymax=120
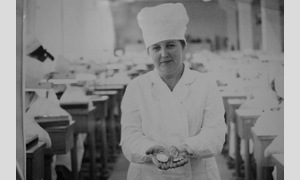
xmin=161 ymin=47 xmax=168 ymax=57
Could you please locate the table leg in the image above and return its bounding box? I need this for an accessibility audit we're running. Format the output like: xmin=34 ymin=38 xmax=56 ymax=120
xmin=256 ymin=158 xmax=262 ymax=180
xmin=99 ymin=118 xmax=109 ymax=178
xmin=71 ymin=134 xmax=78 ymax=180
xmin=224 ymin=112 xmax=230 ymax=155
xmin=44 ymin=154 xmax=53 ymax=180
xmin=226 ymin=106 xmax=231 ymax=148
xmin=225 ymin=105 xmax=232 ymax=156
xmin=88 ymin=129 xmax=96 ymax=180
xmin=277 ymin=166 xmax=284 ymax=180
xmin=108 ymin=97 xmax=117 ymax=160
xmin=235 ymin=123 xmax=242 ymax=178
xmin=116 ymin=92 xmax=122 ymax=145
xmin=245 ymin=138 xmax=250 ymax=180
xmin=110 ymin=113 xmax=118 ymax=160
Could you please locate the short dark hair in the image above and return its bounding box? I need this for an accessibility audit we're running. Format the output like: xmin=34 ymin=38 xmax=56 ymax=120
xmin=147 ymin=39 xmax=186 ymax=54
xmin=179 ymin=40 xmax=186 ymax=48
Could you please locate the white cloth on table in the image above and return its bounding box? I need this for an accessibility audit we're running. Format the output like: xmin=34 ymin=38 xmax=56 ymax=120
xmin=24 ymin=111 xmax=52 ymax=148
xmin=25 ymin=92 xmax=72 ymax=148
xmin=28 ymin=91 xmax=87 ymax=171
xmin=104 ymin=71 xmax=131 ymax=85
xmin=264 ymin=133 xmax=284 ymax=158
xmin=264 ymin=124 xmax=284 ymax=180
xmin=60 ymin=85 xmax=90 ymax=105
xmin=44 ymin=89 xmax=87 ymax=171
xmin=120 ymin=65 xmax=226 ymax=180
xmin=230 ymin=90 xmax=278 ymax=160
xmin=26 ymin=93 xmax=71 ymax=118
xmin=240 ymin=89 xmax=279 ymax=112
xmin=253 ymin=107 xmax=284 ymax=158
xmin=253 ymin=108 xmax=283 ymax=136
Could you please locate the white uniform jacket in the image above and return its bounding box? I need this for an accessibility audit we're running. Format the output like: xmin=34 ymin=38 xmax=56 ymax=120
xmin=120 ymin=65 xmax=226 ymax=180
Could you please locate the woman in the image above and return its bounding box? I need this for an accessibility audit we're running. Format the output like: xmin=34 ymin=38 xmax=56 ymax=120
xmin=120 ymin=3 xmax=227 ymax=180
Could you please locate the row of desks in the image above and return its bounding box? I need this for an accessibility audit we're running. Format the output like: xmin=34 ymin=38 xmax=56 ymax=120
xmin=223 ymin=92 xmax=284 ymax=180
xmin=26 ymin=84 xmax=126 ymax=180
xmin=26 ymin=121 xmax=76 ymax=180
xmin=222 ymin=93 xmax=247 ymax=178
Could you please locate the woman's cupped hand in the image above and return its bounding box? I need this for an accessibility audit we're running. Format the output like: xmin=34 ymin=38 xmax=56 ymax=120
xmin=145 ymin=144 xmax=193 ymax=170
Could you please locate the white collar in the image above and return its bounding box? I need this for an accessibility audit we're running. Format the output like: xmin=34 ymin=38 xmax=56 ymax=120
xmin=149 ymin=64 xmax=197 ymax=86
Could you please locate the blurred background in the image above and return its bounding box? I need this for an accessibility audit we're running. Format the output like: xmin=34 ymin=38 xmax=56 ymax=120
xmin=16 ymin=0 xmax=284 ymax=180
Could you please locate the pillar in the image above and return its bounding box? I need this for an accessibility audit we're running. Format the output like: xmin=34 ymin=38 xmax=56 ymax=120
xmin=219 ymin=0 xmax=239 ymax=51
xmin=261 ymin=0 xmax=282 ymax=52
xmin=237 ymin=0 xmax=254 ymax=51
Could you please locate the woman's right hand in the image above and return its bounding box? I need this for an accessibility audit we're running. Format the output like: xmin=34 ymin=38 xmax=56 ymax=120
xmin=146 ymin=145 xmax=169 ymax=170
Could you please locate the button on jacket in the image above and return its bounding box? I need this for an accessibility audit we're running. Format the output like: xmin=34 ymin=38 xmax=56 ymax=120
xmin=120 ymin=65 xmax=226 ymax=180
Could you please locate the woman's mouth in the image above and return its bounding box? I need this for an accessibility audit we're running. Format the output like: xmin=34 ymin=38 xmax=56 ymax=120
xmin=160 ymin=60 xmax=172 ymax=64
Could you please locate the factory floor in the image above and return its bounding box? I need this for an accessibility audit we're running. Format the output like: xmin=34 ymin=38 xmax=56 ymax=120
xmin=108 ymin=153 xmax=235 ymax=180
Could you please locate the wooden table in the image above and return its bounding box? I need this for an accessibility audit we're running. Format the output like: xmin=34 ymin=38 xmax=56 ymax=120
xmin=60 ymin=102 xmax=97 ymax=180
xmin=93 ymin=84 xmax=126 ymax=95
xmin=226 ymin=100 xmax=246 ymax=147
xmin=93 ymin=84 xmax=126 ymax=104
xmin=92 ymin=90 xmax=119 ymax=161
xmin=219 ymin=92 xmax=246 ymax=178
xmin=271 ymin=154 xmax=284 ymax=180
xmin=235 ymin=109 xmax=262 ymax=180
xmin=221 ymin=91 xmax=247 ymax=116
xmin=221 ymin=92 xmax=247 ymax=143
xmin=227 ymin=99 xmax=246 ymax=124
xmin=92 ymin=84 xmax=125 ymax=112
xmin=26 ymin=142 xmax=46 ymax=180
xmin=251 ymin=128 xmax=278 ymax=180
xmin=44 ymin=121 xmax=76 ymax=180
xmin=93 ymin=84 xmax=126 ymax=117
xmin=88 ymin=95 xmax=110 ymax=178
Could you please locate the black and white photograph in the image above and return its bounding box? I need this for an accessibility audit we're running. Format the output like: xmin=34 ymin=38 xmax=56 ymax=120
xmin=14 ymin=0 xmax=287 ymax=180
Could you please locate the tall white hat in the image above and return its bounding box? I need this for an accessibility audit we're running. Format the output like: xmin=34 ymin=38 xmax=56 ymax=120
xmin=24 ymin=36 xmax=56 ymax=89
xmin=137 ymin=3 xmax=189 ymax=48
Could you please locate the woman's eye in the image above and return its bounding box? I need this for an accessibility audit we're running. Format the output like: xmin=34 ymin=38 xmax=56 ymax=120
xmin=152 ymin=46 xmax=160 ymax=51
xmin=166 ymin=44 xmax=175 ymax=49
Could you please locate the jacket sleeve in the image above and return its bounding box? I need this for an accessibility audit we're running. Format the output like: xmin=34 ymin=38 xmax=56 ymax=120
xmin=120 ymin=80 xmax=157 ymax=163
xmin=185 ymin=76 xmax=227 ymax=158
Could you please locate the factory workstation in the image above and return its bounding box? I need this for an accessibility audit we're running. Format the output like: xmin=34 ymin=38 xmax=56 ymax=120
xmin=16 ymin=0 xmax=284 ymax=180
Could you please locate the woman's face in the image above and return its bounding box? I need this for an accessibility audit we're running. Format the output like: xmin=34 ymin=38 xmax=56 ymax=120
xmin=148 ymin=40 xmax=184 ymax=76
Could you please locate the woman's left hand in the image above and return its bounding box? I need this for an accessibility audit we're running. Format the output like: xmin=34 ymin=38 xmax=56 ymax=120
xmin=169 ymin=152 xmax=189 ymax=169
xmin=150 ymin=155 xmax=169 ymax=170
xmin=177 ymin=144 xmax=194 ymax=156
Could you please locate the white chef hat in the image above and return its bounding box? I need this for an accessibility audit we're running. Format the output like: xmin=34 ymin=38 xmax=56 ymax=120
xmin=137 ymin=3 xmax=189 ymax=48
xmin=24 ymin=36 xmax=56 ymax=89
xmin=26 ymin=36 xmax=41 ymax=55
